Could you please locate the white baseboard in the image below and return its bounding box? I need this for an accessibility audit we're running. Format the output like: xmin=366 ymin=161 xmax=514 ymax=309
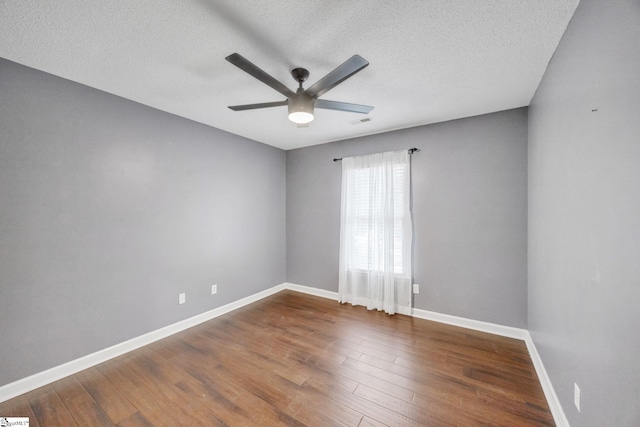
xmin=283 ymin=282 xmax=339 ymax=301
xmin=409 ymin=307 xmax=530 ymax=340
xmin=523 ymin=331 xmax=570 ymax=427
xmin=0 ymin=283 xmax=286 ymax=403
xmin=0 ymin=281 xmax=568 ymax=427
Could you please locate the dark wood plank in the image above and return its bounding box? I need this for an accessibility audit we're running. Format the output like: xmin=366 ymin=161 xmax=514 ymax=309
xmin=0 ymin=290 xmax=554 ymax=426
xmin=116 ymin=411 xmax=154 ymax=427
xmin=174 ymin=374 xmax=255 ymax=426
xmin=358 ymin=416 xmax=388 ymax=427
xmin=74 ymin=367 xmax=137 ymax=424
xmin=51 ymin=375 xmax=115 ymax=426
xmin=29 ymin=388 xmax=79 ymax=427
xmin=0 ymin=393 xmax=41 ymax=427
xmin=293 ymin=404 xmax=350 ymax=427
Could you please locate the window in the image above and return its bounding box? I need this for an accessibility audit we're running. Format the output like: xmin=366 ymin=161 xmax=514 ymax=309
xmin=348 ymin=163 xmax=409 ymax=276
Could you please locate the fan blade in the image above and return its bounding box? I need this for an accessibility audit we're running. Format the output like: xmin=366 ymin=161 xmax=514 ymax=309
xmin=305 ymin=55 xmax=369 ymax=99
xmin=228 ymin=100 xmax=288 ymax=111
xmin=226 ymin=53 xmax=295 ymax=98
xmin=315 ymin=99 xmax=374 ymax=114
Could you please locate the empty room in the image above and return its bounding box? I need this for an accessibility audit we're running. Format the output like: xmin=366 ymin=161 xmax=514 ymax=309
xmin=1 ymin=0 xmax=638 ymax=426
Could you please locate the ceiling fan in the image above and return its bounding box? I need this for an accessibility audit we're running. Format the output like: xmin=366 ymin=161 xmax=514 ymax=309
xmin=225 ymin=53 xmax=374 ymax=125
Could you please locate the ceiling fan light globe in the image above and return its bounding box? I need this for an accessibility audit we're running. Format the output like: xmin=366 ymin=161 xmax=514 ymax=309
xmin=288 ymin=111 xmax=314 ymax=124
xmin=288 ymin=95 xmax=315 ymax=124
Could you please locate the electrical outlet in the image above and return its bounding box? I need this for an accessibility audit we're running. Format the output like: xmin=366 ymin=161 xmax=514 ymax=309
xmin=211 ymin=284 xmax=218 ymax=295
xmin=574 ymin=383 xmax=581 ymax=412
xmin=178 ymin=293 xmax=186 ymax=305
xmin=413 ymin=284 xmax=420 ymax=294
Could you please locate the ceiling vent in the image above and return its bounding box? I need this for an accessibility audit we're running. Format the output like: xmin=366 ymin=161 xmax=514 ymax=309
xmin=349 ymin=117 xmax=372 ymax=125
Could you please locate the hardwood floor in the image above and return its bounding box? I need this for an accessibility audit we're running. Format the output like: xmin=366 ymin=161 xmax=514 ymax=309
xmin=0 ymin=291 xmax=554 ymax=426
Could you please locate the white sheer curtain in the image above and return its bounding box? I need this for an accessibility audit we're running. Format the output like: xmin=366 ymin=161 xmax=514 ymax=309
xmin=338 ymin=150 xmax=412 ymax=315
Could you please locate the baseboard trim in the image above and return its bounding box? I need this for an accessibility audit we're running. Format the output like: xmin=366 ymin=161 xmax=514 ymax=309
xmin=523 ymin=331 xmax=569 ymax=427
xmin=0 ymin=283 xmax=286 ymax=403
xmin=409 ymin=307 xmax=530 ymax=340
xmin=0 ymin=282 xmax=568 ymax=427
xmin=283 ymin=282 xmax=339 ymax=301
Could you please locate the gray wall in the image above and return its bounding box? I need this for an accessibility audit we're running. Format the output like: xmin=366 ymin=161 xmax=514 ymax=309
xmin=287 ymin=108 xmax=528 ymax=328
xmin=0 ymin=58 xmax=286 ymax=387
xmin=528 ymin=0 xmax=640 ymax=425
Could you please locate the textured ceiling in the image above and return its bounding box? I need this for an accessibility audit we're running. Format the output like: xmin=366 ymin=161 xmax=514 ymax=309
xmin=0 ymin=0 xmax=579 ymax=150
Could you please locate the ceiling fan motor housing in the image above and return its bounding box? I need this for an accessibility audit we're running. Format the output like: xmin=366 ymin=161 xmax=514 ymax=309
xmin=288 ymin=93 xmax=315 ymax=124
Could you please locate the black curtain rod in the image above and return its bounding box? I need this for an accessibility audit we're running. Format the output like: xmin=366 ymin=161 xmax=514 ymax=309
xmin=333 ymin=148 xmax=419 ymax=162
